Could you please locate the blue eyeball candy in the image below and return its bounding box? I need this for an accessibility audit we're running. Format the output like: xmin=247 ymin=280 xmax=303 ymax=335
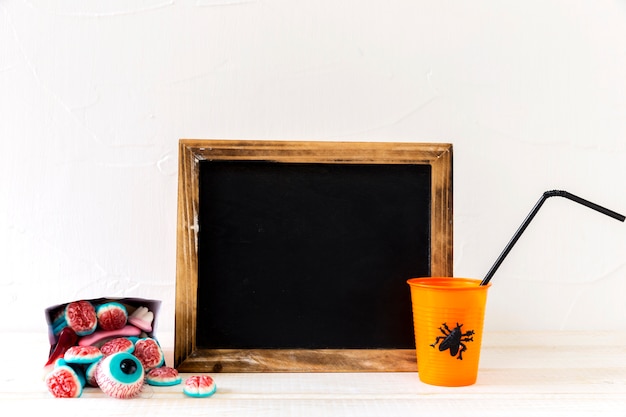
xmin=96 ymin=352 xmax=145 ymax=399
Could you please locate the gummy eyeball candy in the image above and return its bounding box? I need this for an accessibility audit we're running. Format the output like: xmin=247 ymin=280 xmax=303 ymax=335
xmin=96 ymin=352 xmax=145 ymax=399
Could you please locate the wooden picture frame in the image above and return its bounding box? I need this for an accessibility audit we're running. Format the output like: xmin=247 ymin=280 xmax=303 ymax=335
xmin=175 ymin=139 xmax=453 ymax=372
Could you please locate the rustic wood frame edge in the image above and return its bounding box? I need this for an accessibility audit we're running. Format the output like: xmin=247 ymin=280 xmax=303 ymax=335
xmin=174 ymin=139 xmax=453 ymax=372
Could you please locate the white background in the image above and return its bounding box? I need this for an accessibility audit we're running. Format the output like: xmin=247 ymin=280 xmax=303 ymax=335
xmin=2 ymin=0 xmax=626 ymax=338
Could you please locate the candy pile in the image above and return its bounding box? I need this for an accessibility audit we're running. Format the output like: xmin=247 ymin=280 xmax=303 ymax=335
xmin=43 ymin=299 xmax=215 ymax=399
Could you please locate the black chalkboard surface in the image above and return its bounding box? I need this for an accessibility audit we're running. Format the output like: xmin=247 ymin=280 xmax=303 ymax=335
xmin=175 ymin=140 xmax=452 ymax=372
xmin=197 ymin=161 xmax=431 ymax=350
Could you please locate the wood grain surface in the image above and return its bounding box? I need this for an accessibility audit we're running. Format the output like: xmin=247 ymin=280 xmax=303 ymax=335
xmin=9 ymin=332 xmax=626 ymax=416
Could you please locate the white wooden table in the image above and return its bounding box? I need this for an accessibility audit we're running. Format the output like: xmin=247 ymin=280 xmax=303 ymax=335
xmin=2 ymin=332 xmax=625 ymax=416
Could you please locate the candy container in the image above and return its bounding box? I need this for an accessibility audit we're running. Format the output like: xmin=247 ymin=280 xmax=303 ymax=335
xmin=96 ymin=352 xmax=145 ymax=399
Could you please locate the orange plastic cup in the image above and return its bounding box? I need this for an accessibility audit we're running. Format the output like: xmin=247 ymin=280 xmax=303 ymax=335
xmin=407 ymin=277 xmax=490 ymax=386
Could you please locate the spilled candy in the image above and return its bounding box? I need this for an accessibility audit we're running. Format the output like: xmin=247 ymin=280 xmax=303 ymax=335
xmin=43 ymin=298 xmax=216 ymax=399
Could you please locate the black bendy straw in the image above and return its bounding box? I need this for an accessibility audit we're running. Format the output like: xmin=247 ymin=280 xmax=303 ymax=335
xmin=480 ymin=190 xmax=625 ymax=286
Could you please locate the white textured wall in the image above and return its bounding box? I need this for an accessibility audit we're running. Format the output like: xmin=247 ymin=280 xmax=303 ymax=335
xmin=2 ymin=0 xmax=626 ymax=338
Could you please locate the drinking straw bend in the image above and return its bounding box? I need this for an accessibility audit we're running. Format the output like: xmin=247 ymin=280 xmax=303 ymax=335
xmin=480 ymin=190 xmax=625 ymax=286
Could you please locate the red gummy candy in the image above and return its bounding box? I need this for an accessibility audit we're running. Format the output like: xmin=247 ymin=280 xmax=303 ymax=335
xmin=100 ymin=337 xmax=134 ymax=357
xmin=145 ymin=366 xmax=181 ymax=386
xmin=64 ymin=345 xmax=103 ymax=364
xmin=133 ymin=338 xmax=164 ymax=371
xmin=96 ymin=302 xmax=128 ymax=331
xmin=45 ymin=365 xmax=83 ymax=398
xmin=44 ymin=327 xmax=78 ymax=372
xmin=65 ymin=300 xmax=97 ymax=336
xmin=183 ymin=375 xmax=216 ymax=398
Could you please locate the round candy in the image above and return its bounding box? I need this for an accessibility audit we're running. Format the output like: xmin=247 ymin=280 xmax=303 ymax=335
xmin=54 ymin=359 xmax=86 ymax=387
xmin=85 ymin=361 xmax=99 ymax=387
xmin=145 ymin=366 xmax=182 ymax=386
xmin=64 ymin=345 xmax=103 ymax=364
xmin=65 ymin=300 xmax=98 ymax=336
xmin=51 ymin=312 xmax=68 ymax=336
xmin=133 ymin=337 xmax=164 ymax=371
xmin=100 ymin=337 xmax=135 ymax=357
xmin=96 ymin=302 xmax=128 ymax=331
xmin=45 ymin=365 xmax=83 ymax=398
xmin=183 ymin=375 xmax=216 ymax=398
xmin=96 ymin=352 xmax=145 ymax=399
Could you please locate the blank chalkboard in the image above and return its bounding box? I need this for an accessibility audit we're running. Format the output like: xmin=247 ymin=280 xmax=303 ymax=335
xmin=175 ymin=140 xmax=452 ymax=372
